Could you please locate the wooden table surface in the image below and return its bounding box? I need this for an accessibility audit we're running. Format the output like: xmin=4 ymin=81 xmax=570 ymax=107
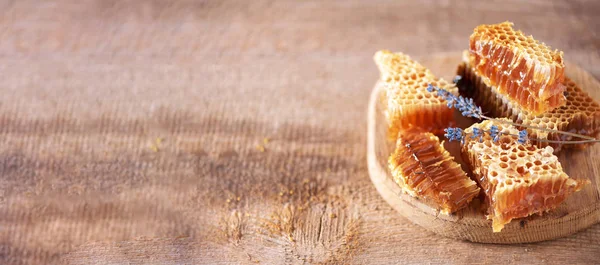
xmin=1 ymin=1 xmax=599 ymax=264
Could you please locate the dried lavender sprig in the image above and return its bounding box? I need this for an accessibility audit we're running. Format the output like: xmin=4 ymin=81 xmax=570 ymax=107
xmin=427 ymin=84 xmax=483 ymax=119
xmin=445 ymin=126 xmax=527 ymax=144
xmin=527 ymin=138 xmax=600 ymax=144
xmin=444 ymin=127 xmax=465 ymax=144
xmin=481 ymin=117 xmax=597 ymax=141
xmin=489 ymin=125 xmax=501 ymax=142
xmin=517 ymin=130 xmax=528 ymax=144
xmin=427 ymin=84 xmax=600 ymax=142
xmin=452 ymin=75 xmax=462 ymax=84
xmin=445 ymin=126 xmax=600 ymax=145
xmin=471 ymin=127 xmax=484 ymax=142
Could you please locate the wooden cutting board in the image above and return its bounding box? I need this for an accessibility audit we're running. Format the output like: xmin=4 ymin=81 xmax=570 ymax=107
xmin=367 ymin=53 xmax=600 ymax=244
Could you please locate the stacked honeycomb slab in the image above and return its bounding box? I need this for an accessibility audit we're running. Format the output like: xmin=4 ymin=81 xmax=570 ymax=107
xmin=462 ymin=119 xmax=589 ymax=232
xmin=468 ymin=22 xmax=566 ymax=114
xmin=389 ymin=127 xmax=480 ymax=214
xmin=374 ymin=50 xmax=457 ymax=138
xmin=458 ymin=58 xmax=600 ymax=152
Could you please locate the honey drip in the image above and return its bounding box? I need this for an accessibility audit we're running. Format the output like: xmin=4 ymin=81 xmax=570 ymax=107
xmin=458 ymin=60 xmax=600 ymax=153
xmin=462 ymin=119 xmax=589 ymax=232
xmin=374 ymin=50 xmax=457 ymax=138
xmin=389 ymin=127 xmax=480 ymax=214
xmin=469 ymin=22 xmax=566 ymax=114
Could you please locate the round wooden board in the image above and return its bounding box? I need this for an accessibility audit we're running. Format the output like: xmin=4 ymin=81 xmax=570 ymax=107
xmin=367 ymin=52 xmax=600 ymax=244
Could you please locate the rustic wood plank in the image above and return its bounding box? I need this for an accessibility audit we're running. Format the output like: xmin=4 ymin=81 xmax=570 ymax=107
xmin=0 ymin=0 xmax=598 ymax=264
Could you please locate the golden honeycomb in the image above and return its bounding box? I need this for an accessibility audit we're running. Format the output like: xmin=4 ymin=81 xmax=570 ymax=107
xmin=389 ymin=127 xmax=480 ymax=214
xmin=374 ymin=50 xmax=457 ymax=138
xmin=458 ymin=59 xmax=600 ymax=152
xmin=468 ymin=21 xmax=566 ymax=114
xmin=462 ymin=119 xmax=589 ymax=232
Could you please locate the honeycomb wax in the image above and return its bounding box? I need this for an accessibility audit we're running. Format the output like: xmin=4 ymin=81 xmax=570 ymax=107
xmin=389 ymin=127 xmax=480 ymax=214
xmin=374 ymin=50 xmax=457 ymax=138
xmin=468 ymin=22 xmax=566 ymax=114
xmin=461 ymin=119 xmax=589 ymax=232
xmin=457 ymin=59 xmax=600 ymax=153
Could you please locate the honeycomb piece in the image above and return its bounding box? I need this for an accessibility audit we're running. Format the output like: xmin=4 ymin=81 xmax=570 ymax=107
xmin=389 ymin=127 xmax=480 ymax=214
xmin=462 ymin=119 xmax=589 ymax=232
xmin=469 ymin=22 xmax=566 ymax=114
xmin=374 ymin=50 xmax=458 ymax=138
xmin=458 ymin=59 xmax=600 ymax=153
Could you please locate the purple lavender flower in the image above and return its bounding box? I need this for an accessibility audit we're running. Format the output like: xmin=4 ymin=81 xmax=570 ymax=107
xmin=471 ymin=127 xmax=484 ymax=142
xmin=444 ymin=127 xmax=464 ymax=144
xmin=426 ymin=84 xmax=435 ymax=93
xmin=518 ymin=130 xmax=528 ymax=144
xmin=489 ymin=125 xmax=500 ymax=142
xmin=453 ymin=75 xmax=462 ymax=84
xmin=427 ymin=84 xmax=482 ymax=119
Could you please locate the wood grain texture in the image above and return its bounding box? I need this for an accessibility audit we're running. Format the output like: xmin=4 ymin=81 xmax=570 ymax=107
xmin=368 ymin=54 xmax=600 ymax=243
xmin=0 ymin=0 xmax=599 ymax=264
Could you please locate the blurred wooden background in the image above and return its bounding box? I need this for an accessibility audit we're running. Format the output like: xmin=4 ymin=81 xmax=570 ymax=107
xmin=0 ymin=0 xmax=599 ymax=264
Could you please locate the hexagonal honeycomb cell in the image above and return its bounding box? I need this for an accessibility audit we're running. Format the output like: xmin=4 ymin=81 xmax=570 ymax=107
xmin=388 ymin=127 xmax=480 ymax=214
xmin=468 ymin=22 xmax=566 ymax=114
xmin=374 ymin=50 xmax=457 ymax=138
xmin=461 ymin=119 xmax=589 ymax=232
xmin=457 ymin=59 xmax=600 ymax=153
